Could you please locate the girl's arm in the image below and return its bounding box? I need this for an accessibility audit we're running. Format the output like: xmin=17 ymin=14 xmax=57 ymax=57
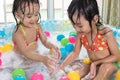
xmin=38 ymin=24 xmax=57 ymax=49
xmin=12 ymin=33 xmax=57 ymax=71
xmin=38 ymin=24 xmax=60 ymax=59
xmin=59 ymin=33 xmax=82 ymax=69
xmin=93 ymin=29 xmax=120 ymax=66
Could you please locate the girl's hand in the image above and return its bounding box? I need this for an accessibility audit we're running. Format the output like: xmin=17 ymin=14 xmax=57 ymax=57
xmin=43 ymin=55 xmax=58 ymax=72
xmin=51 ymin=47 xmax=61 ymax=61
xmin=50 ymin=66 xmax=61 ymax=77
xmin=89 ymin=63 xmax=96 ymax=80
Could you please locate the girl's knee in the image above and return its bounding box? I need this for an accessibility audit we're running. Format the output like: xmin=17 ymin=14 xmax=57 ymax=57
xmin=100 ymin=63 xmax=117 ymax=71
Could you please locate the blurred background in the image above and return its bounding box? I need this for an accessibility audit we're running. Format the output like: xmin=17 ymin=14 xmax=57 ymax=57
xmin=0 ymin=0 xmax=119 ymax=27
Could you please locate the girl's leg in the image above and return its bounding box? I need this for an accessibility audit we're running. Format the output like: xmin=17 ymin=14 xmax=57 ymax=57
xmin=70 ymin=60 xmax=90 ymax=78
xmin=94 ymin=63 xmax=117 ymax=80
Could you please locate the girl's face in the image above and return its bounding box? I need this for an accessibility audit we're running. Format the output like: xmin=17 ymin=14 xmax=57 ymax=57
xmin=72 ymin=11 xmax=91 ymax=35
xmin=17 ymin=3 xmax=40 ymax=27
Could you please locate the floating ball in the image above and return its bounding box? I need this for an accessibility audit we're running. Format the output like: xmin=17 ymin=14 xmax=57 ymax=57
xmin=44 ymin=31 xmax=50 ymax=37
xmin=82 ymin=58 xmax=91 ymax=65
xmin=12 ymin=68 xmax=26 ymax=78
xmin=61 ymin=38 xmax=69 ymax=46
xmin=49 ymin=49 xmax=53 ymax=54
xmin=14 ymin=76 xmax=26 ymax=80
xmin=30 ymin=72 xmax=44 ymax=80
xmin=59 ymin=76 xmax=70 ymax=80
xmin=57 ymin=34 xmax=65 ymax=41
xmin=67 ymin=71 xmax=80 ymax=80
xmin=0 ymin=59 xmax=2 ymax=66
xmin=60 ymin=47 xmax=67 ymax=59
xmin=3 ymin=43 xmax=13 ymax=53
xmin=115 ymin=70 xmax=120 ymax=80
xmin=0 ymin=46 xmax=4 ymax=53
xmin=68 ymin=36 xmax=76 ymax=44
xmin=65 ymin=43 xmax=74 ymax=53
xmin=0 ymin=52 xmax=2 ymax=66
xmin=69 ymin=31 xmax=77 ymax=37
xmin=0 ymin=52 xmax=2 ymax=57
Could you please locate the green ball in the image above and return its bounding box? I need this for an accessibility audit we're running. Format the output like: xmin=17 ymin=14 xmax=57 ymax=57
xmin=12 ymin=68 xmax=26 ymax=78
xmin=61 ymin=38 xmax=69 ymax=46
xmin=69 ymin=31 xmax=76 ymax=35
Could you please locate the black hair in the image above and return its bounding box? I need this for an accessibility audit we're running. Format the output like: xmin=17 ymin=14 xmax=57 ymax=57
xmin=12 ymin=0 xmax=41 ymax=31
xmin=67 ymin=0 xmax=101 ymax=28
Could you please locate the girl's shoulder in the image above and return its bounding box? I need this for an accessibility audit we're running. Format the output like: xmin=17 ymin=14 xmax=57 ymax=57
xmin=99 ymin=25 xmax=113 ymax=36
xmin=12 ymin=26 xmax=23 ymax=41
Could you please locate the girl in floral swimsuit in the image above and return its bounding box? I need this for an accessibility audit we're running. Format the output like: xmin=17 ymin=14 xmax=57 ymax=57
xmin=51 ymin=0 xmax=120 ymax=80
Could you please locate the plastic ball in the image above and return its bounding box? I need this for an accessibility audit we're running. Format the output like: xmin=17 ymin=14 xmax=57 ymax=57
xmin=44 ymin=31 xmax=50 ymax=37
xmin=65 ymin=43 xmax=74 ymax=53
xmin=3 ymin=43 xmax=13 ymax=53
xmin=59 ymin=76 xmax=70 ymax=80
xmin=68 ymin=36 xmax=76 ymax=44
xmin=12 ymin=68 xmax=26 ymax=78
xmin=60 ymin=47 xmax=67 ymax=59
xmin=67 ymin=71 xmax=80 ymax=80
xmin=30 ymin=72 xmax=44 ymax=80
xmin=82 ymin=58 xmax=91 ymax=65
xmin=61 ymin=38 xmax=69 ymax=46
xmin=113 ymin=31 xmax=117 ymax=36
xmin=0 ymin=59 xmax=2 ymax=66
xmin=14 ymin=76 xmax=26 ymax=80
xmin=69 ymin=31 xmax=76 ymax=35
xmin=115 ymin=70 xmax=120 ymax=80
xmin=0 ymin=52 xmax=2 ymax=57
xmin=69 ymin=34 xmax=76 ymax=37
xmin=69 ymin=31 xmax=77 ymax=37
xmin=57 ymin=34 xmax=65 ymax=41
xmin=49 ymin=49 xmax=53 ymax=54
xmin=0 ymin=46 xmax=4 ymax=53
xmin=0 ymin=30 xmax=6 ymax=37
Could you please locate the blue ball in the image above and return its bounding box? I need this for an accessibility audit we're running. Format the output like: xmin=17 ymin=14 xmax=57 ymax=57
xmin=60 ymin=47 xmax=67 ymax=59
xmin=57 ymin=34 xmax=65 ymax=41
xmin=14 ymin=76 xmax=26 ymax=80
xmin=69 ymin=34 xmax=77 ymax=37
xmin=113 ymin=31 xmax=117 ymax=36
xmin=65 ymin=43 xmax=74 ymax=53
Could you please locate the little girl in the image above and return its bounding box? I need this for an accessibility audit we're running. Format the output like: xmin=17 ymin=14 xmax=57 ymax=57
xmin=51 ymin=0 xmax=120 ymax=80
xmin=0 ymin=0 xmax=60 ymax=79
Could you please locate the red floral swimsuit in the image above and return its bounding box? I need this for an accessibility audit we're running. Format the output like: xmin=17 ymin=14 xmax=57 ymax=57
xmin=80 ymin=31 xmax=108 ymax=52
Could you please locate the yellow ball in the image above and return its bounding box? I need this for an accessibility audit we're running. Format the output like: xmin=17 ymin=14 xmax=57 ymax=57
xmin=67 ymin=71 xmax=80 ymax=80
xmin=116 ymin=70 xmax=120 ymax=80
xmin=3 ymin=43 xmax=13 ymax=53
xmin=49 ymin=49 xmax=53 ymax=54
xmin=0 ymin=46 xmax=4 ymax=53
xmin=83 ymin=58 xmax=91 ymax=65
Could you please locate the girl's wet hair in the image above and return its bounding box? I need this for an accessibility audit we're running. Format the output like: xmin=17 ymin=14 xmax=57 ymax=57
xmin=67 ymin=0 xmax=101 ymax=28
xmin=12 ymin=0 xmax=41 ymax=31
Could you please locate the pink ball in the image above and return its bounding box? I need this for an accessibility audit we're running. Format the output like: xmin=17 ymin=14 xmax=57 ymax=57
xmin=69 ymin=36 xmax=76 ymax=44
xmin=60 ymin=76 xmax=70 ymax=80
xmin=30 ymin=72 xmax=44 ymax=80
xmin=44 ymin=31 xmax=50 ymax=37
xmin=0 ymin=52 xmax=2 ymax=57
xmin=0 ymin=59 xmax=2 ymax=66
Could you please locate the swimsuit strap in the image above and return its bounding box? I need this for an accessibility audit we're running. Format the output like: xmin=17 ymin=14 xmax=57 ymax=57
xmin=20 ymin=24 xmax=39 ymax=46
xmin=20 ymin=24 xmax=26 ymax=36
